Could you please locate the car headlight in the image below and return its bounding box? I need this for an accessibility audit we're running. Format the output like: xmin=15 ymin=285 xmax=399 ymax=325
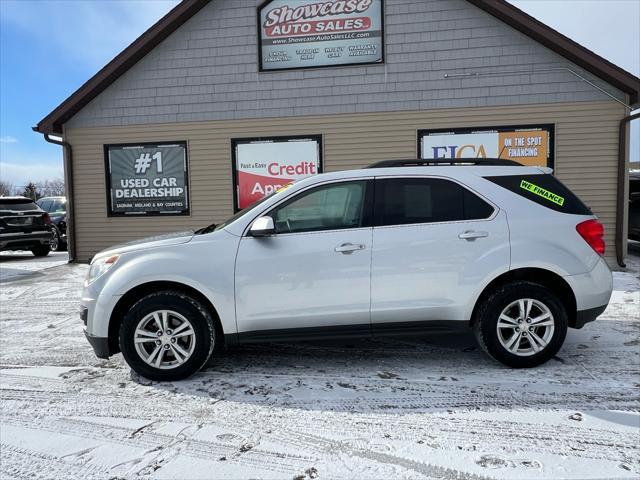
xmin=85 ymin=254 xmax=120 ymax=285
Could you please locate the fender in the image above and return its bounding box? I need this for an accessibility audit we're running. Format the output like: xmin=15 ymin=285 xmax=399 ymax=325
xmin=95 ymin=231 xmax=240 ymax=338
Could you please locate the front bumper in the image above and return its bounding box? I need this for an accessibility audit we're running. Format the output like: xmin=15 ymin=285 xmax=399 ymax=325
xmin=84 ymin=330 xmax=110 ymax=359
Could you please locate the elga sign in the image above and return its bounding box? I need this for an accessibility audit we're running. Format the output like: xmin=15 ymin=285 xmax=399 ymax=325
xmin=259 ymin=0 xmax=384 ymax=71
xmin=233 ymin=136 xmax=322 ymax=211
xmin=419 ymin=125 xmax=554 ymax=167
xmin=105 ymin=142 xmax=189 ymax=216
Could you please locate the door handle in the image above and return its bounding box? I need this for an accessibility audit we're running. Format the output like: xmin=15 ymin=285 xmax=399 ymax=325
xmin=458 ymin=230 xmax=489 ymax=240
xmin=335 ymin=243 xmax=365 ymax=254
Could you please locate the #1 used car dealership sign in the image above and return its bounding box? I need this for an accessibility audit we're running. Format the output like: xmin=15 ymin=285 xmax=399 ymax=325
xmin=259 ymin=0 xmax=384 ymax=70
xmin=105 ymin=142 xmax=189 ymax=216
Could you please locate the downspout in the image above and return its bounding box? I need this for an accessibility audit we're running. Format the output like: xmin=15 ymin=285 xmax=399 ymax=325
xmin=616 ymin=111 xmax=640 ymax=268
xmin=41 ymin=133 xmax=76 ymax=263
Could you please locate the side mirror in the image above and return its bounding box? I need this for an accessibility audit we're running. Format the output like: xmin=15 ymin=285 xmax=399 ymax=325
xmin=249 ymin=216 xmax=275 ymax=237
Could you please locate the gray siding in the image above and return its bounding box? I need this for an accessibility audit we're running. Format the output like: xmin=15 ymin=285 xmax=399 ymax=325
xmin=67 ymin=0 xmax=626 ymax=129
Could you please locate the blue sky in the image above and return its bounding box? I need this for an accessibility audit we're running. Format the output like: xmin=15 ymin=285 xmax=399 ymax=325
xmin=1 ymin=0 xmax=639 ymax=188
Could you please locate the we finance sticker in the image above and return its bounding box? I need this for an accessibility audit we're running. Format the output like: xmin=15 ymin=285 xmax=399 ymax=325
xmin=520 ymin=180 xmax=564 ymax=206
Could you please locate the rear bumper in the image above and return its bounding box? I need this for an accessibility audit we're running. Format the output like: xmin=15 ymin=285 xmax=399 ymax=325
xmin=563 ymin=257 xmax=613 ymax=312
xmin=0 ymin=231 xmax=52 ymax=251
xmin=84 ymin=330 xmax=110 ymax=359
xmin=573 ymin=304 xmax=608 ymax=329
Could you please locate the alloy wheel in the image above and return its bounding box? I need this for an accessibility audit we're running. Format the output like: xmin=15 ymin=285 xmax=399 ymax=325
xmin=50 ymin=230 xmax=59 ymax=251
xmin=496 ymin=299 xmax=555 ymax=356
xmin=134 ymin=310 xmax=196 ymax=369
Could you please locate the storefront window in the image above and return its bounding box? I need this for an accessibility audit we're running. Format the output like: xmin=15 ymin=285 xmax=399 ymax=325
xmin=104 ymin=142 xmax=189 ymax=216
xmin=419 ymin=125 xmax=554 ymax=168
xmin=232 ymin=136 xmax=322 ymax=211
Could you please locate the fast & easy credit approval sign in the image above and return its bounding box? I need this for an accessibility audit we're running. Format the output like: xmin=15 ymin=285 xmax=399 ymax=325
xmin=259 ymin=0 xmax=384 ymax=70
xmin=233 ymin=137 xmax=322 ymax=210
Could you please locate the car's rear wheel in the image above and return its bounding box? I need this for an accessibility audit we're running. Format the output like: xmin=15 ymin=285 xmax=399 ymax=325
xmin=120 ymin=291 xmax=218 ymax=381
xmin=31 ymin=244 xmax=51 ymax=257
xmin=50 ymin=228 xmax=60 ymax=251
xmin=474 ymin=281 xmax=568 ymax=368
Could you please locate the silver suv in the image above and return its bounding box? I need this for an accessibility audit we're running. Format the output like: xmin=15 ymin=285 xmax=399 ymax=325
xmin=81 ymin=160 xmax=612 ymax=381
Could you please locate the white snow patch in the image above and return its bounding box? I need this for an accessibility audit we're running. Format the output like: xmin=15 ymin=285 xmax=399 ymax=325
xmin=0 ymin=252 xmax=638 ymax=479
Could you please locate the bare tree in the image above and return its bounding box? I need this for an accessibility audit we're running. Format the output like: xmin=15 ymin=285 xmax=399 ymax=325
xmin=37 ymin=179 xmax=66 ymax=197
xmin=0 ymin=180 xmax=14 ymax=196
xmin=21 ymin=182 xmax=41 ymax=201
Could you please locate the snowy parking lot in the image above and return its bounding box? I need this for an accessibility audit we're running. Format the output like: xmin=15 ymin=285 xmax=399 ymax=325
xmin=0 ymin=252 xmax=638 ymax=479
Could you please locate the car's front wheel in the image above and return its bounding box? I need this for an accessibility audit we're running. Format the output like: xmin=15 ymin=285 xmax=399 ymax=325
xmin=474 ymin=281 xmax=568 ymax=368
xmin=120 ymin=291 xmax=218 ymax=381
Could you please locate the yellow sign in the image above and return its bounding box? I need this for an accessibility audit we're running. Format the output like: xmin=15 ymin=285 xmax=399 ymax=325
xmin=499 ymin=130 xmax=549 ymax=166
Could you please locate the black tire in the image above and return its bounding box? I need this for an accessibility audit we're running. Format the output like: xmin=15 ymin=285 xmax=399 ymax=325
xmin=31 ymin=244 xmax=51 ymax=257
xmin=50 ymin=228 xmax=60 ymax=251
xmin=50 ymin=227 xmax=67 ymax=251
xmin=120 ymin=291 xmax=219 ymax=381
xmin=473 ymin=281 xmax=568 ymax=368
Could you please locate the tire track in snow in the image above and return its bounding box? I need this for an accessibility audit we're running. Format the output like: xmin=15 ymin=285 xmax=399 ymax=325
xmin=1 ymin=415 xmax=316 ymax=478
xmin=0 ymin=444 xmax=110 ymax=480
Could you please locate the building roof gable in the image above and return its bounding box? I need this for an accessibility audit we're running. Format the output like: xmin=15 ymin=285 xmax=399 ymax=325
xmin=34 ymin=0 xmax=640 ymax=135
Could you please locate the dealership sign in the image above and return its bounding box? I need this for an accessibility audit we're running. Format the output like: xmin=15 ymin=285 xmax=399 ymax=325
xmin=419 ymin=125 xmax=554 ymax=167
xmin=233 ymin=136 xmax=322 ymax=210
xmin=105 ymin=142 xmax=189 ymax=216
xmin=259 ymin=0 xmax=384 ymax=71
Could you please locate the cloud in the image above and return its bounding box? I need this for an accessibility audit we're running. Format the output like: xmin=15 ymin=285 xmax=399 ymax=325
xmin=0 ymin=136 xmax=17 ymax=144
xmin=0 ymin=0 xmax=180 ymax=70
xmin=0 ymin=162 xmax=64 ymax=187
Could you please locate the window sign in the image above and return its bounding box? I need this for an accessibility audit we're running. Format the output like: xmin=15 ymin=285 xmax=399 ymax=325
xmin=232 ymin=136 xmax=322 ymax=211
xmin=419 ymin=125 xmax=554 ymax=167
xmin=258 ymin=0 xmax=384 ymax=71
xmin=105 ymin=142 xmax=189 ymax=216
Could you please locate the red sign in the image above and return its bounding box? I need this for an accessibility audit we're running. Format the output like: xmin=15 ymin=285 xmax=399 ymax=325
xmin=234 ymin=138 xmax=322 ymax=210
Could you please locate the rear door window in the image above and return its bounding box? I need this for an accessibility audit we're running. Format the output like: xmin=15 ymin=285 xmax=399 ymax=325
xmin=484 ymin=174 xmax=591 ymax=215
xmin=374 ymin=178 xmax=494 ymax=227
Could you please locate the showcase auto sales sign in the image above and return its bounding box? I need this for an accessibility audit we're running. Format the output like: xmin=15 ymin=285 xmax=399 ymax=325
xmin=234 ymin=139 xmax=321 ymax=210
xmin=259 ymin=0 xmax=384 ymax=70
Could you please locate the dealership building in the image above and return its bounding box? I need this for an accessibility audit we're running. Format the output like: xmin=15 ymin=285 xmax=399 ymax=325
xmin=35 ymin=0 xmax=639 ymax=265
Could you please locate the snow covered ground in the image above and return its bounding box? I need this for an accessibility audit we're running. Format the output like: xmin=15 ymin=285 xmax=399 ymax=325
xmin=0 ymin=251 xmax=68 ymax=283
xmin=0 ymin=253 xmax=638 ymax=479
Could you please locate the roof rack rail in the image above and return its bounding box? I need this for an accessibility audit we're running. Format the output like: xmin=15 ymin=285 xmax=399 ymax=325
xmin=366 ymin=158 xmax=523 ymax=168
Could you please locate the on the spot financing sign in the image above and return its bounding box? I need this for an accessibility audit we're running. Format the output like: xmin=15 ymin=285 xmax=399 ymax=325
xmin=420 ymin=126 xmax=553 ymax=167
xmin=234 ymin=137 xmax=322 ymax=210
xmin=259 ymin=0 xmax=384 ymax=70
xmin=106 ymin=142 xmax=189 ymax=216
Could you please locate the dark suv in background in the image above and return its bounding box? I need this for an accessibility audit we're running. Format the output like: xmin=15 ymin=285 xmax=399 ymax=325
xmin=0 ymin=196 xmax=53 ymax=256
xmin=37 ymin=196 xmax=67 ymax=251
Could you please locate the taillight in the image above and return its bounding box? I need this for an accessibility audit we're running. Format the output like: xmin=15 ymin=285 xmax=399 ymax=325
xmin=576 ymin=219 xmax=605 ymax=255
xmin=43 ymin=213 xmax=52 ymax=225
